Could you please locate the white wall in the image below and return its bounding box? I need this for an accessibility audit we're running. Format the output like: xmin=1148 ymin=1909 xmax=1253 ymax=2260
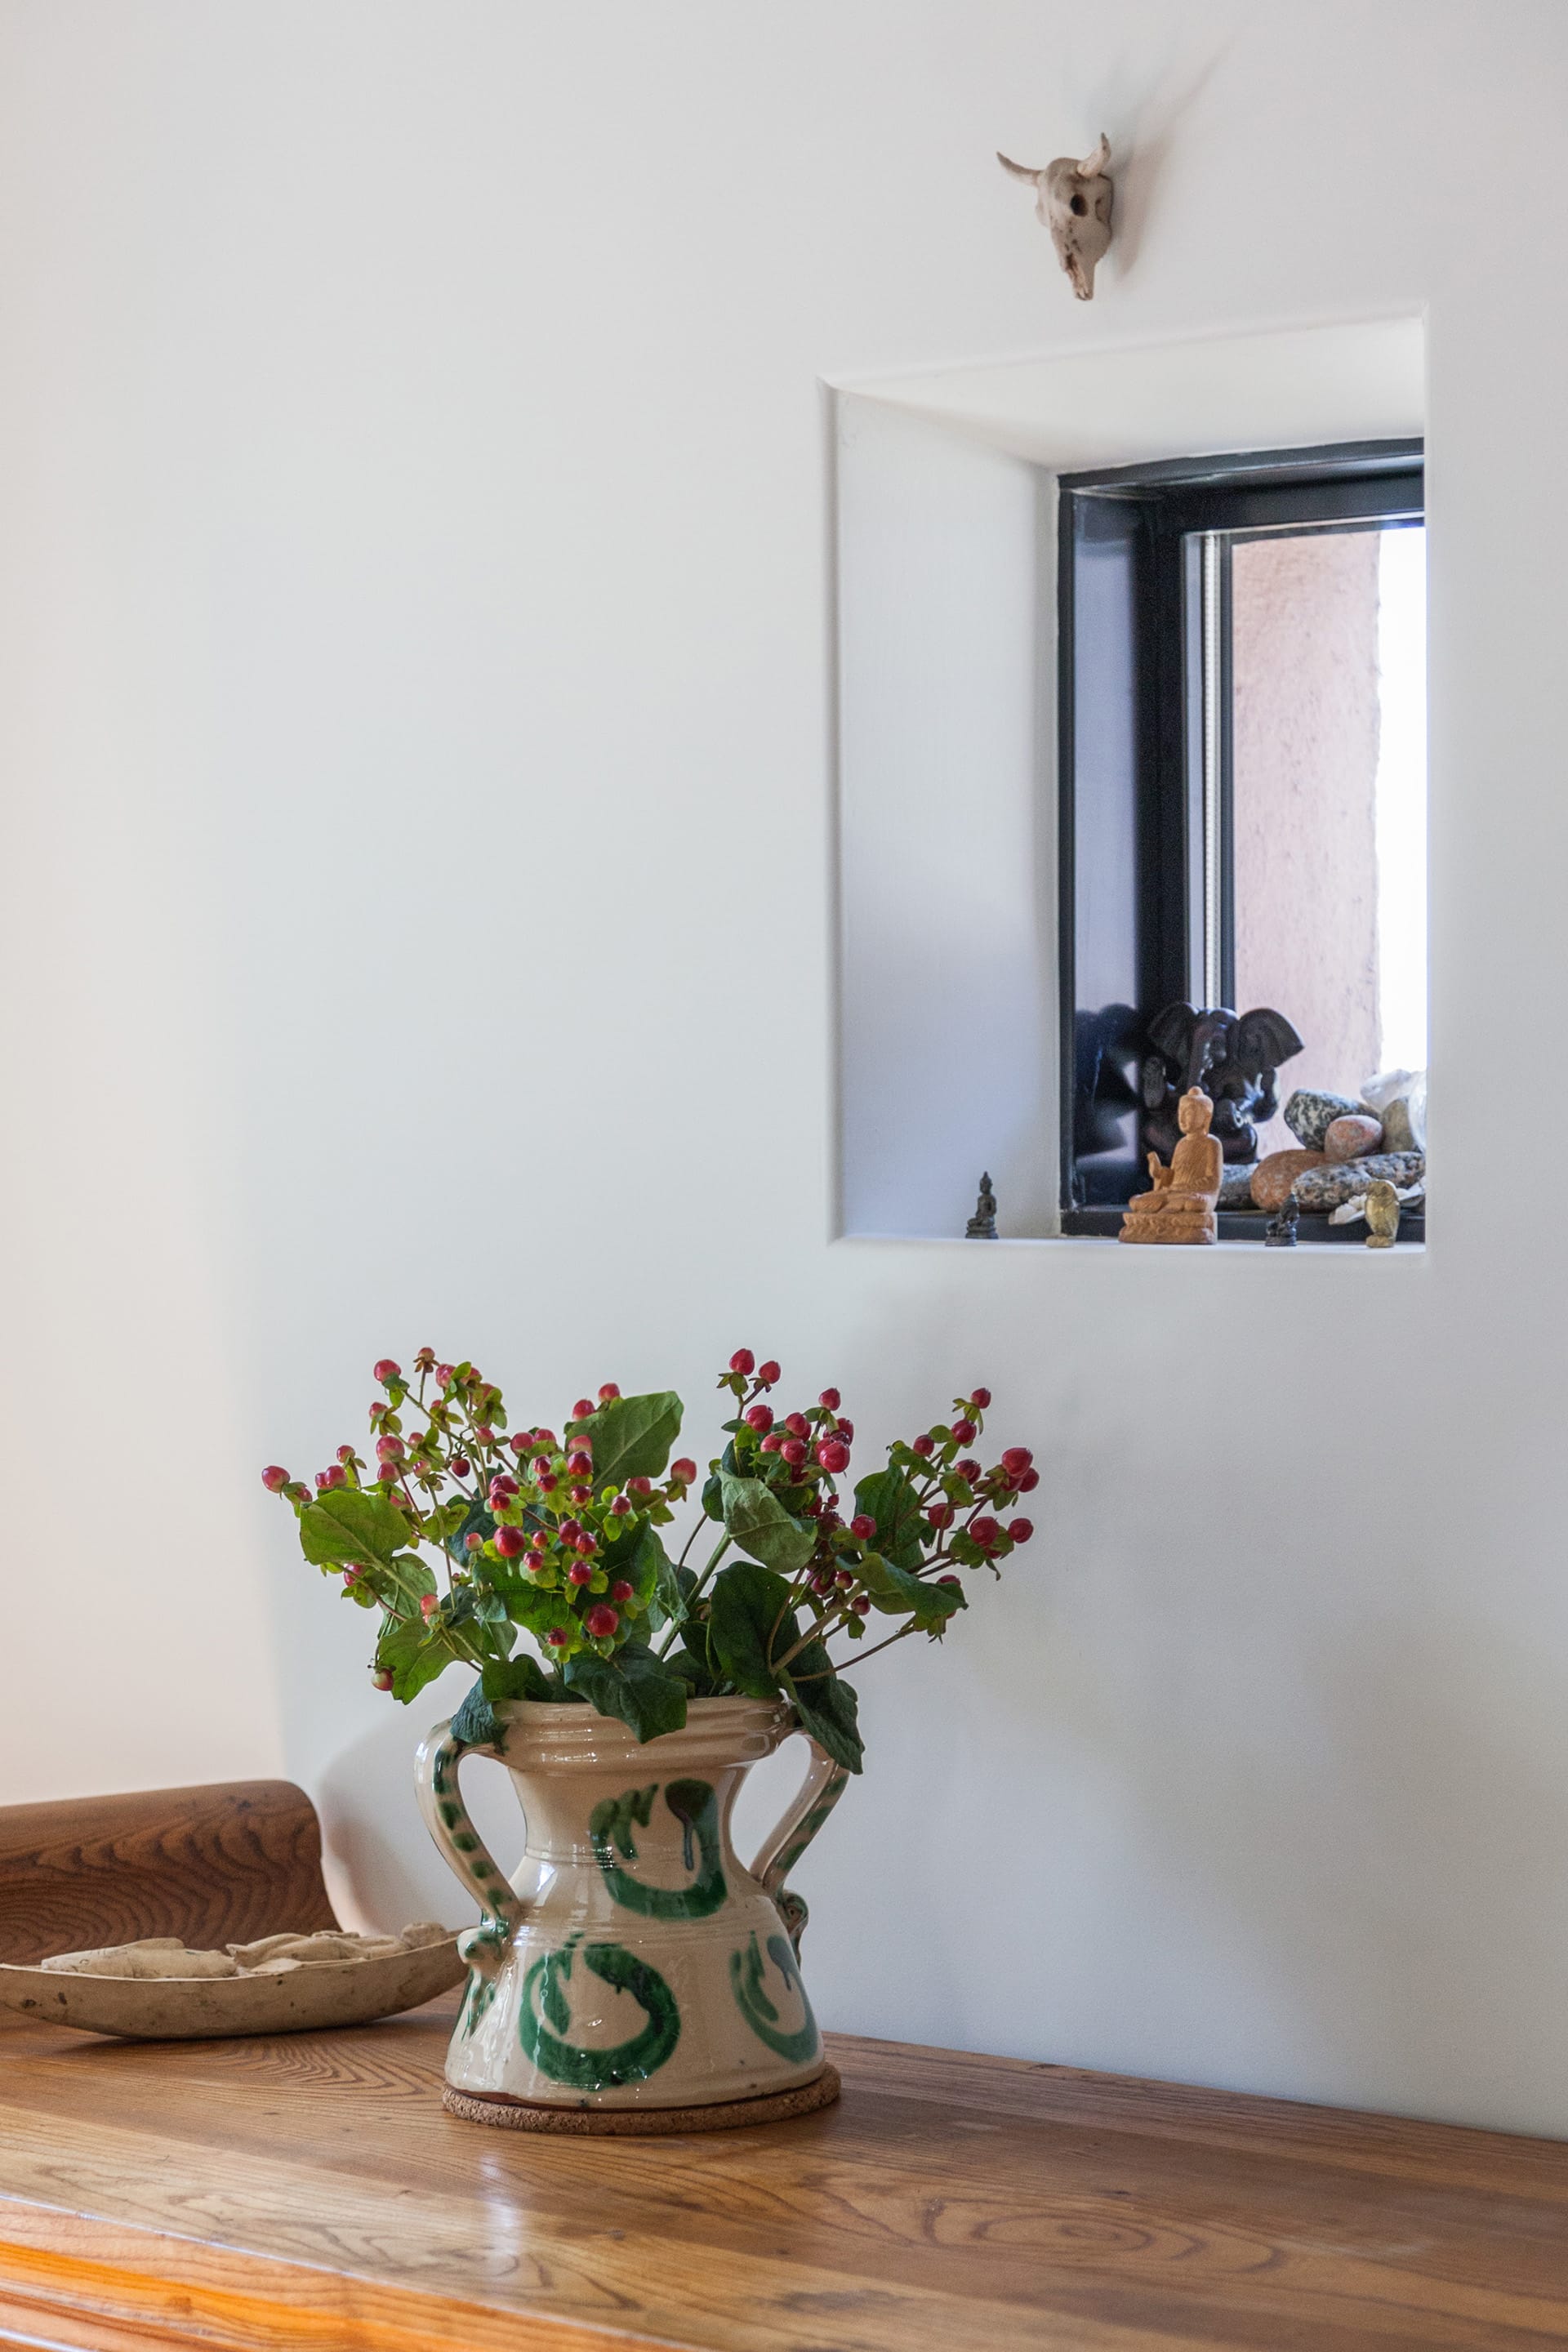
xmin=2 ymin=0 xmax=1566 ymax=2136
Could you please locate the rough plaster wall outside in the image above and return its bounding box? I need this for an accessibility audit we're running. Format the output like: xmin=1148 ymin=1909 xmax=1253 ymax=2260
xmin=2 ymin=0 xmax=1566 ymax=2137
xmin=1232 ymin=530 xmax=1383 ymax=1152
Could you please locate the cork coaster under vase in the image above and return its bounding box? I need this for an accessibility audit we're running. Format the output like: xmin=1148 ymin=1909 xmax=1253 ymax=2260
xmin=443 ymin=2062 xmax=841 ymax=2136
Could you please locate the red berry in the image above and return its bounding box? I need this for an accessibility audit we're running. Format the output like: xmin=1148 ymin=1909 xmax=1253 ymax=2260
xmin=535 ymin=1430 xmax=557 ymax=1451
xmin=1017 ymin=1467 xmax=1040 ymax=1493
xmin=818 ymin=1388 xmax=841 ymax=1411
xmin=489 ymin=1473 xmax=519 ymax=1499
xmin=1008 ymin=1517 xmax=1035 ymax=1544
xmin=851 ymin=1595 xmax=871 ymax=1616
xmin=609 ymin=1494 xmax=632 ymax=1517
xmin=495 ymin=1525 xmax=527 ymax=1557
xmin=465 ymin=1531 xmax=483 ymax=1551
xmin=317 ymin=1464 xmax=346 ymax=1490
xmin=926 ymin=1503 xmax=953 ymax=1529
xmin=568 ymin=1484 xmax=593 ymax=1505
xmin=951 ymin=1419 xmax=976 ymax=1446
xmin=627 ymin=1476 xmax=653 ymax=1497
xmin=729 ymin=1349 xmax=755 ymax=1375
xmin=435 ymin=1363 xmax=455 ymax=1387
xmin=955 ymin=1458 xmax=981 ymax=1481
xmin=610 ymin=1579 xmax=634 ymax=1602
xmin=419 ymin=1592 xmax=438 ymax=1619
xmin=971 ymin=1516 xmax=1000 ymax=1548
xmin=1001 ymin=1446 xmax=1033 ymax=1477
xmin=474 ymin=1425 xmax=495 ymax=1446
xmin=849 ymin=1514 xmax=875 ymax=1541
xmin=566 ymin=1448 xmax=592 ymax=1472
xmin=546 ymin=1627 xmax=569 ymax=1646
xmin=938 ymin=1573 xmax=962 ymax=1588
xmin=585 ymin=1604 xmax=619 ymax=1638
xmin=835 ymin=1419 xmax=854 ymax=1442
xmin=817 ymin=1438 xmax=850 ymax=1473
xmin=760 ymin=1432 xmax=782 ymax=1453
xmin=970 ymin=1388 xmax=992 ymax=1409
xmin=574 ymin=1534 xmax=597 ymax=1557
xmin=451 ymin=1454 xmax=470 ymax=1477
xmin=372 ymin=1668 xmax=394 ymax=1690
xmin=572 ymin=1398 xmax=594 ymax=1421
xmin=785 ymin=1412 xmax=809 ymax=1439
xmin=333 ymin=1444 xmax=354 ymax=1465
xmin=781 ymin=1438 xmax=807 ymax=1467
xmin=261 ymin=1465 xmax=289 ymax=1492
xmin=598 ymin=1382 xmax=621 ymax=1401
xmin=373 ymin=1437 xmax=400 ymax=1463
xmin=537 ymin=1469 xmax=558 ymax=1494
xmin=757 ymin=1360 xmax=781 ymax=1385
xmin=911 ymin=1434 xmax=934 ymax=1458
xmin=559 ymin=1518 xmax=582 ymax=1541
xmin=670 ymin=1458 xmax=697 ymax=1484
xmin=745 ymin=1405 xmax=773 ymax=1435
xmin=835 ymin=1568 xmax=855 ymax=1588
xmin=509 ymin=1434 xmax=528 ymax=1454
xmin=373 ymin=1359 xmax=401 ymax=1384
xmin=568 ymin=1561 xmax=595 ymax=1586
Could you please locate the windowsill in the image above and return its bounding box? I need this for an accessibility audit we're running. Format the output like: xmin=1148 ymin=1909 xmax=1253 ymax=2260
xmin=836 ymin=1229 xmax=1428 ymax=1254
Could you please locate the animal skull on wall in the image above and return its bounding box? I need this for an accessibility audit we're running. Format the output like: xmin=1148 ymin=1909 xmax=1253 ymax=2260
xmin=997 ymin=135 xmax=1114 ymax=300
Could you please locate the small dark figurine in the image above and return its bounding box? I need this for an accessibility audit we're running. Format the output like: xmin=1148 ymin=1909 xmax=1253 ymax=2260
xmin=1141 ymin=1002 xmax=1304 ymax=1165
xmin=965 ymin=1174 xmax=998 ymax=1239
xmin=1264 ymin=1196 xmax=1299 ymax=1248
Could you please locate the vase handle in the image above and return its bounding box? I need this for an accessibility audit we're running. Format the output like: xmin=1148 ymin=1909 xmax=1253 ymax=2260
xmin=750 ymin=1735 xmax=851 ymax=1954
xmin=414 ymin=1719 xmax=525 ymax=1978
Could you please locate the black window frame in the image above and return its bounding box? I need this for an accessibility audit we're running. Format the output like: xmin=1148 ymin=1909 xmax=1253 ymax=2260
xmin=1056 ymin=438 xmax=1425 ymax=1242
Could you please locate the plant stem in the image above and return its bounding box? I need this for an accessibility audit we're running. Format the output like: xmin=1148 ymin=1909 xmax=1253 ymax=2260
xmin=653 ymin=1534 xmax=732 ymax=1658
xmin=789 ymin=1622 xmax=918 ymax=1680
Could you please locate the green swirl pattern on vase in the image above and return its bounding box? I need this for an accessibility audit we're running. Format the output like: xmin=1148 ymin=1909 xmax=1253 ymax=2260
xmin=590 ymin=1778 xmax=727 ymax=1920
xmin=518 ymin=1935 xmax=681 ymax=2089
xmin=728 ymin=1930 xmax=820 ymax=2065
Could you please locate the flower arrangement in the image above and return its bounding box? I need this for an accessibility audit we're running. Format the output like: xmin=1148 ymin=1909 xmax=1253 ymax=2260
xmin=263 ymin=1348 xmax=1037 ymax=1773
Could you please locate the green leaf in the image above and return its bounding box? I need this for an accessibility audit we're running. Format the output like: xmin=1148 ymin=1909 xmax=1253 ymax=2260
xmin=719 ymin=1475 xmax=815 ymax=1575
xmin=375 ymin=1613 xmax=465 ymax=1704
xmin=564 ymin=1643 xmax=689 ymax=1742
xmin=853 ymin=1467 xmax=925 ymax=1572
xmin=858 ymin=1551 xmax=965 ymax=1629
xmin=567 ymin=1391 xmax=684 ymax=1488
xmin=503 ymin=1585 xmax=580 ymax=1646
xmin=781 ymin=1649 xmax=863 ymax=1774
xmin=444 ymin=1490 xmax=496 ymax=1570
xmin=661 ymin=1644 xmax=719 ymax=1697
xmin=706 ymin=1560 xmax=795 ymax=1699
xmin=483 ymin=1652 xmax=555 ymax=1704
xmin=299 ymin=1487 xmax=416 ymax=1572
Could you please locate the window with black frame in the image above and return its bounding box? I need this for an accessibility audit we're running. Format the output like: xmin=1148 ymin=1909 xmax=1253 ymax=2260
xmin=1058 ymin=440 xmax=1426 ymax=1241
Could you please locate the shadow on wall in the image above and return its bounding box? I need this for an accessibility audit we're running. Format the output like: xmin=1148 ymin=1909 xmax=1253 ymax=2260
xmin=315 ymin=1666 xmax=524 ymax=1934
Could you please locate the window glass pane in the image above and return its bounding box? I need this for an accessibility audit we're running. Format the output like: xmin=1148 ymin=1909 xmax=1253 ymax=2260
xmin=1230 ymin=523 xmax=1426 ymax=1156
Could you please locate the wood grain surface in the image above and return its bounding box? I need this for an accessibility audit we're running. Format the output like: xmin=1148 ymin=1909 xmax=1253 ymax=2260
xmin=0 ymin=1781 xmax=338 ymax=1964
xmin=4 ymin=2006 xmax=1568 ymax=2350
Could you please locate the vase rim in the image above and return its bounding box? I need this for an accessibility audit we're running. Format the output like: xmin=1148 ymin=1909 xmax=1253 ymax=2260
xmin=479 ymin=1690 xmax=793 ymax=1770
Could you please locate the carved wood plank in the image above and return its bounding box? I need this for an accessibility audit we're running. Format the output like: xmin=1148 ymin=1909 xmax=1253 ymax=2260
xmin=0 ymin=1782 xmax=338 ymax=1963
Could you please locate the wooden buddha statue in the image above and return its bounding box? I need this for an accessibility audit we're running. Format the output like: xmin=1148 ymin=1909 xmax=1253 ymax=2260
xmin=1118 ymin=1085 xmax=1223 ymax=1245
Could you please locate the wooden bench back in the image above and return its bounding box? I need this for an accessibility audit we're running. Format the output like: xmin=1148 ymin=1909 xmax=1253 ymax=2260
xmin=0 ymin=1781 xmax=338 ymax=1964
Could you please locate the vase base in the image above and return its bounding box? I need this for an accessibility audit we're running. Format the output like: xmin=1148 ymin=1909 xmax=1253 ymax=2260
xmin=443 ymin=2062 xmax=841 ymax=2136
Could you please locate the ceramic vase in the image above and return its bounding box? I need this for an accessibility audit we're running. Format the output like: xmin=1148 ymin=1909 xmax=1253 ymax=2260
xmin=415 ymin=1696 xmax=849 ymax=2114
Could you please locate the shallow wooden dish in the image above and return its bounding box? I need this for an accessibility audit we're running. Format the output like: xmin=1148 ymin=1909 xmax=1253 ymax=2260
xmin=0 ymin=1937 xmax=466 ymax=2040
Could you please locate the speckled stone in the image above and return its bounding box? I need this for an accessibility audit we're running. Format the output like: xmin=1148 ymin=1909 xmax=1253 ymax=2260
xmin=1324 ymin=1114 xmax=1383 ymax=1163
xmin=1250 ymin=1149 xmax=1327 ymax=1210
xmin=1284 ymin=1089 xmax=1369 ymax=1151
xmin=1218 ymin=1165 xmax=1257 ymax=1209
xmin=1290 ymin=1152 xmax=1426 ymax=1212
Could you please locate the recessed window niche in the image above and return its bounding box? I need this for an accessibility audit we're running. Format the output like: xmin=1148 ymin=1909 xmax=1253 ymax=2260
xmin=831 ymin=318 xmax=1425 ymax=1243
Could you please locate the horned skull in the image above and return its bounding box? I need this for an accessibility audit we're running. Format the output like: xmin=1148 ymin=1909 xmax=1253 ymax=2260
xmin=997 ymin=135 xmax=1114 ymax=301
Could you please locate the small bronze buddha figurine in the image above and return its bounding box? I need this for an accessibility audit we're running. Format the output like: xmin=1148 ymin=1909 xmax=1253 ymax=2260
xmin=1118 ymin=1086 xmax=1223 ymax=1246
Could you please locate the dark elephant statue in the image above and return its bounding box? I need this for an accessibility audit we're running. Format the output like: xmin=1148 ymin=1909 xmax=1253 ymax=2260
xmin=1141 ymin=1002 xmax=1303 ymax=1165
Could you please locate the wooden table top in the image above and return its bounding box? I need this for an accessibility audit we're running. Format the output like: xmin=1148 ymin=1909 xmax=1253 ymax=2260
xmin=2 ymin=2002 xmax=1568 ymax=2352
